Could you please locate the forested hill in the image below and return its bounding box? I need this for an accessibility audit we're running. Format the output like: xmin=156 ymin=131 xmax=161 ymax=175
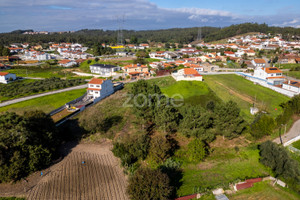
xmin=0 ymin=23 xmax=300 ymax=46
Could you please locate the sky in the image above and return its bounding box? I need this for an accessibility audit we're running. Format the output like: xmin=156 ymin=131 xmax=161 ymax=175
xmin=0 ymin=0 xmax=300 ymax=32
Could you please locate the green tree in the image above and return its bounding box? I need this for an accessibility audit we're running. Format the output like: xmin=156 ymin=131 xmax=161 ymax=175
xmin=187 ymin=139 xmax=208 ymax=162
xmin=127 ymin=167 xmax=172 ymax=200
xmin=214 ymin=101 xmax=245 ymax=139
xmin=250 ymin=114 xmax=276 ymax=138
xmin=149 ymin=135 xmax=172 ymax=164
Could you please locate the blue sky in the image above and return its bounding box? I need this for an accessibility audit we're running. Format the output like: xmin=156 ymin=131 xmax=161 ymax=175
xmin=0 ymin=0 xmax=300 ymax=32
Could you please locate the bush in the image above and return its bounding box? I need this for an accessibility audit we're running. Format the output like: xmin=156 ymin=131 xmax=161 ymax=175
xmin=187 ymin=139 xmax=208 ymax=162
xmin=250 ymin=114 xmax=276 ymax=138
xmin=127 ymin=167 xmax=172 ymax=200
xmin=259 ymin=141 xmax=300 ymax=191
xmin=149 ymin=135 xmax=173 ymax=164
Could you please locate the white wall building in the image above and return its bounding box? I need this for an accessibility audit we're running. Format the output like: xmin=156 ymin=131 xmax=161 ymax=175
xmin=90 ymin=64 xmax=120 ymax=76
xmin=172 ymin=68 xmax=203 ymax=81
xmin=0 ymin=72 xmax=17 ymax=84
xmin=253 ymin=67 xmax=285 ymax=85
xmin=282 ymin=80 xmax=300 ymax=93
xmin=87 ymin=78 xmax=114 ymax=100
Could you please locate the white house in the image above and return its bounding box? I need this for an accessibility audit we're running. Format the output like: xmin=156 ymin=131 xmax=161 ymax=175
xmin=282 ymin=80 xmax=300 ymax=93
xmin=0 ymin=72 xmax=17 ymax=84
xmin=253 ymin=67 xmax=285 ymax=85
xmin=172 ymin=68 xmax=203 ymax=81
xmin=87 ymin=78 xmax=114 ymax=100
xmin=251 ymin=59 xmax=266 ymax=68
xmin=58 ymin=59 xmax=77 ymax=67
xmin=90 ymin=64 xmax=120 ymax=76
xmin=36 ymin=52 xmax=51 ymax=61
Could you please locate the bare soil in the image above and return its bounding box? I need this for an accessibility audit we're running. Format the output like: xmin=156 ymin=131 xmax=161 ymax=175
xmin=0 ymin=140 xmax=128 ymax=200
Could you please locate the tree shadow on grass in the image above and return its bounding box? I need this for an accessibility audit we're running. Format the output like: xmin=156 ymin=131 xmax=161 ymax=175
xmin=100 ymin=115 xmax=123 ymax=133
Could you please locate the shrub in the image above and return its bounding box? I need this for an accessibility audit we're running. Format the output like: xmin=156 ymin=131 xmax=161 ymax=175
xmin=187 ymin=139 xmax=208 ymax=162
xmin=127 ymin=167 xmax=172 ymax=200
xmin=250 ymin=114 xmax=276 ymax=138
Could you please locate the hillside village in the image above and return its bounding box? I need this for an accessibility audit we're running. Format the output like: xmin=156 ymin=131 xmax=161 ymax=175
xmin=1 ymin=29 xmax=300 ymax=200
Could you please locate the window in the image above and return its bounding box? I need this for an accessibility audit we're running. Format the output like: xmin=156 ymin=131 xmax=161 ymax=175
xmin=90 ymin=85 xmax=94 ymax=87
xmin=276 ymin=73 xmax=281 ymax=76
xmin=95 ymin=91 xmax=98 ymax=94
xmin=96 ymin=85 xmax=100 ymax=87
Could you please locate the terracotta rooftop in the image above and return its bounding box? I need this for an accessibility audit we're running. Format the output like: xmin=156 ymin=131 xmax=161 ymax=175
xmin=254 ymin=59 xmax=266 ymax=64
xmin=0 ymin=72 xmax=9 ymax=76
xmin=264 ymin=67 xmax=282 ymax=73
xmin=88 ymin=78 xmax=104 ymax=85
xmin=184 ymin=68 xmax=201 ymax=76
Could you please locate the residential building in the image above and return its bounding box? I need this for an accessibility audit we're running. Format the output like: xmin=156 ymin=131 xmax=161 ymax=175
xmin=253 ymin=67 xmax=285 ymax=85
xmin=172 ymin=68 xmax=203 ymax=81
xmin=89 ymin=64 xmax=120 ymax=76
xmin=0 ymin=72 xmax=17 ymax=84
xmin=282 ymin=80 xmax=300 ymax=93
xmin=87 ymin=78 xmax=114 ymax=100
xmin=58 ymin=59 xmax=77 ymax=67
xmin=251 ymin=59 xmax=266 ymax=68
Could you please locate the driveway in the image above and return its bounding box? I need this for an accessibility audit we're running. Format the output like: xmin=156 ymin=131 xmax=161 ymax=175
xmin=273 ymin=119 xmax=300 ymax=145
xmin=0 ymin=84 xmax=88 ymax=108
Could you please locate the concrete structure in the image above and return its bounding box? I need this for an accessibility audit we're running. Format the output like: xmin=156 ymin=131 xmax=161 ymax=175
xmin=172 ymin=68 xmax=203 ymax=81
xmin=90 ymin=64 xmax=120 ymax=76
xmin=87 ymin=78 xmax=114 ymax=100
xmin=253 ymin=67 xmax=285 ymax=85
xmin=0 ymin=72 xmax=17 ymax=84
xmin=251 ymin=59 xmax=266 ymax=68
xmin=282 ymin=80 xmax=300 ymax=93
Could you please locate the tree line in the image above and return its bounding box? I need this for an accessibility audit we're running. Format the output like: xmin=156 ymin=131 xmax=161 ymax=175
xmin=0 ymin=111 xmax=60 ymax=182
xmin=1 ymin=23 xmax=300 ymax=47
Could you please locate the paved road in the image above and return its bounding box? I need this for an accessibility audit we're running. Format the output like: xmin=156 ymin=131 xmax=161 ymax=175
xmin=0 ymin=84 xmax=88 ymax=108
xmin=273 ymin=119 xmax=300 ymax=145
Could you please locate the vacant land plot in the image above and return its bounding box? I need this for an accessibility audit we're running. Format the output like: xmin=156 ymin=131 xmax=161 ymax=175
xmin=204 ymin=74 xmax=290 ymax=121
xmin=228 ymin=181 xmax=300 ymax=200
xmin=159 ymin=79 xmax=220 ymax=106
xmin=284 ymin=71 xmax=300 ymax=79
xmin=0 ymin=89 xmax=86 ymax=114
xmin=0 ymin=141 xmax=128 ymax=200
xmin=177 ymin=145 xmax=269 ymax=197
xmin=26 ymin=142 xmax=128 ymax=200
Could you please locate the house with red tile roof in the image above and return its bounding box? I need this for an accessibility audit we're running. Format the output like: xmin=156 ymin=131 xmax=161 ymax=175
xmin=253 ymin=67 xmax=285 ymax=85
xmin=282 ymin=80 xmax=300 ymax=93
xmin=0 ymin=72 xmax=17 ymax=84
xmin=87 ymin=78 xmax=114 ymax=100
xmin=251 ymin=58 xmax=266 ymax=68
xmin=172 ymin=68 xmax=202 ymax=81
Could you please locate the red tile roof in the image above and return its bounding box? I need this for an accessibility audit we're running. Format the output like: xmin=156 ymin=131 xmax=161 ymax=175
xmin=0 ymin=72 xmax=9 ymax=76
xmin=184 ymin=68 xmax=201 ymax=76
xmin=254 ymin=59 xmax=266 ymax=64
xmin=88 ymin=78 xmax=104 ymax=85
xmin=236 ymin=182 xmax=253 ymax=190
xmin=264 ymin=67 xmax=282 ymax=73
xmin=266 ymin=76 xmax=285 ymax=79
xmin=87 ymin=88 xmax=101 ymax=91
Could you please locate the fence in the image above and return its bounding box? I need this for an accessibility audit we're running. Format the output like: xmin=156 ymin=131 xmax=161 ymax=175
xmin=235 ymin=72 xmax=298 ymax=97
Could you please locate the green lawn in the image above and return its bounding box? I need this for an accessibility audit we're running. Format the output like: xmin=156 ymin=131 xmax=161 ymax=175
xmin=160 ymin=80 xmax=220 ymax=106
xmin=176 ymin=146 xmax=270 ymax=197
xmin=204 ymin=74 xmax=290 ymax=121
xmin=0 ymin=89 xmax=86 ymax=114
xmin=292 ymin=140 xmax=300 ymax=150
xmin=228 ymin=181 xmax=300 ymax=200
xmin=284 ymin=71 xmax=300 ymax=79
xmin=275 ymin=63 xmax=300 ymax=69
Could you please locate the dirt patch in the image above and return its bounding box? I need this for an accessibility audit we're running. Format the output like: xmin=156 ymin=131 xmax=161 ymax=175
xmin=0 ymin=140 xmax=128 ymax=200
xmin=210 ymin=136 xmax=251 ymax=148
xmin=215 ymin=81 xmax=254 ymax=104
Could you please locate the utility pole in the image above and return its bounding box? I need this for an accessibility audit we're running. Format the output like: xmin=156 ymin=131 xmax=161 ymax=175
xmin=197 ymin=27 xmax=202 ymax=41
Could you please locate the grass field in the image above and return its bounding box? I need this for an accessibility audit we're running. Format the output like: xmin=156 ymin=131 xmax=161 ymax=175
xmin=292 ymin=140 xmax=300 ymax=150
xmin=275 ymin=63 xmax=300 ymax=69
xmin=7 ymin=67 xmax=73 ymax=78
xmin=284 ymin=71 xmax=300 ymax=79
xmin=176 ymin=146 xmax=270 ymax=197
xmin=160 ymin=80 xmax=220 ymax=106
xmin=228 ymin=181 xmax=300 ymax=200
xmin=204 ymin=74 xmax=290 ymax=121
xmin=0 ymin=89 xmax=86 ymax=114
